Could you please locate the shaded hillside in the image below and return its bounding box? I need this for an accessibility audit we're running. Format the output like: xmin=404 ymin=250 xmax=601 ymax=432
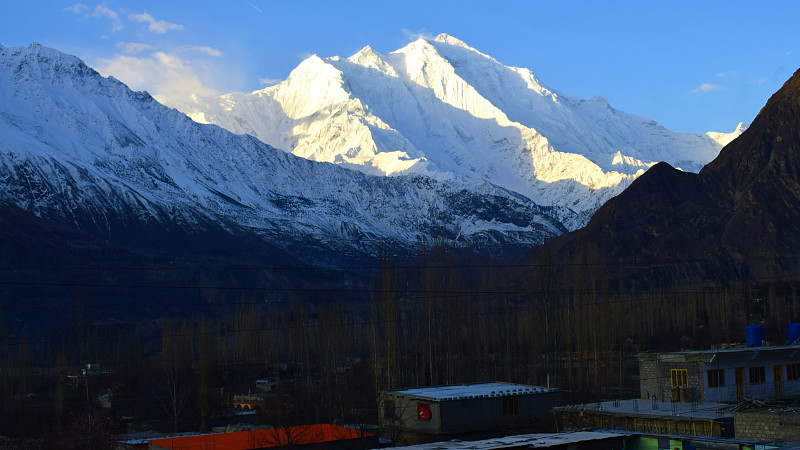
xmin=0 ymin=201 xmax=369 ymax=329
xmin=522 ymin=68 xmax=800 ymax=292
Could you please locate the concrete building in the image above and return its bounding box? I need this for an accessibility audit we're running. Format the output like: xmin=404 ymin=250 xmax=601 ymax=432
xmin=384 ymin=431 xmax=629 ymax=450
xmin=379 ymin=430 xmax=788 ymax=450
xmin=554 ymin=399 xmax=735 ymax=438
xmin=380 ymin=382 xmax=563 ymax=443
xmin=639 ymin=344 xmax=800 ymax=404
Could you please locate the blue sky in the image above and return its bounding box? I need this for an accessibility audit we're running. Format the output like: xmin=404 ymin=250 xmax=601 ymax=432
xmin=2 ymin=1 xmax=799 ymax=134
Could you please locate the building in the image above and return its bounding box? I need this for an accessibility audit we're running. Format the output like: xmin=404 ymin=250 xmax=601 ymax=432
xmin=379 ymin=430 xmax=788 ymax=450
xmin=639 ymin=343 xmax=800 ymax=403
xmin=147 ymin=424 xmax=376 ymax=449
xmin=554 ymin=399 xmax=734 ymax=438
xmin=380 ymin=382 xmax=563 ymax=443
xmin=734 ymin=406 xmax=800 ymax=440
xmin=385 ymin=431 xmax=629 ymax=450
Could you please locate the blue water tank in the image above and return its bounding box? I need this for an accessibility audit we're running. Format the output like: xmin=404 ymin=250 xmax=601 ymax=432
xmin=746 ymin=324 xmax=764 ymax=347
xmin=789 ymin=323 xmax=800 ymax=345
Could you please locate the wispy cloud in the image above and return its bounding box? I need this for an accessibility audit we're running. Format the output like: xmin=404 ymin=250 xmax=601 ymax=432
xmin=750 ymin=77 xmax=767 ymax=85
xmin=96 ymin=52 xmax=218 ymax=107
xmin=401 ymin=28 xmax=433 ymax=41
xmin=185 ymin=46 xmax=223 ymax=57
xmin=247 ymin=1 xmax=263 ymax=13
xmin=117 ymin=42 xmax=152 ymax=54
xmin=66 ymin=2 xmax=123 ymax=34
xmin=259 ymin=77 xmax=282 ymax=86
xmin=92 ymin=3 xmax=119 ymax=21
xmin=128 ymin=12 xmax=184 ymax=34
xmin=692 ymin=83 xmax=722 ymax=93
xmin=64 ymin=3 xmax=89 ymax=14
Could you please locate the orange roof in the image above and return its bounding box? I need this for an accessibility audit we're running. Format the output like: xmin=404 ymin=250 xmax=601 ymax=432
xmin=148 ymin=424 xmax=371 ymax=450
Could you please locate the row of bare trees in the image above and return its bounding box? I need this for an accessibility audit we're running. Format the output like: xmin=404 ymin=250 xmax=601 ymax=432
xmin=2 ymin=242 xmax=800 ymax=439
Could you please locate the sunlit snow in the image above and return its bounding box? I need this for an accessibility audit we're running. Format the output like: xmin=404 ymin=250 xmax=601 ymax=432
xmin=174 ymin=34 xmax=743 ymax=230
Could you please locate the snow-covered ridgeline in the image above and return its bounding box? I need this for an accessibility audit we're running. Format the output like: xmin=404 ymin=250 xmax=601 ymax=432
xmin=0 ymin=43 xmax=565 ymax=256
xmin=177 ymin=33 xmax=743 ymax=230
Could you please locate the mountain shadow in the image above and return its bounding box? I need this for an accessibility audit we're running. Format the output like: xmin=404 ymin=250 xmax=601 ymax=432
xmin=519 ymin=67 xmax=800 ymax=293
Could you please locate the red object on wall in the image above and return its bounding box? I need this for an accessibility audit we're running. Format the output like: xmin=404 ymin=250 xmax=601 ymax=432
xmin=418 ymin=403 xmax=432 ymax=421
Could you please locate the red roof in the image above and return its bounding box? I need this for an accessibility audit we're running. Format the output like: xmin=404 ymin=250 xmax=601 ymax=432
xmin=148 ymin=424 xmax=371 ymax=450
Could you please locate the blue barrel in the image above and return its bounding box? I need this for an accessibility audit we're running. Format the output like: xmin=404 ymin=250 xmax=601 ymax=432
xmin=789 ymin=323 xmax=800 ymax=345
xmin=746 ymin=324 xmax=764 ymax=347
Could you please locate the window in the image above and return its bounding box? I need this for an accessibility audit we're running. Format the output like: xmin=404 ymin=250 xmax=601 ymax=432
xmin=502 ymin=397 xmax=520 ymax=416
xmin=671 ymin=369 xmax=688 ymax=388
xmin=788 ymin=363 xmax=800 ymax=381
xmin=384 ymin=400 xmax=396 ymax=419
xmin=707 ymin=369 xmax=725 ymax=388
xmin=748 ymin=366 xmax=766 ymax=384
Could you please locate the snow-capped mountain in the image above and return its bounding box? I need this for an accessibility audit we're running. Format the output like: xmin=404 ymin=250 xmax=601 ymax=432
xmin=177 ymin=34 xmax=744 ymax=229
xmin=0 ymin=43 xmax=566 ymax=261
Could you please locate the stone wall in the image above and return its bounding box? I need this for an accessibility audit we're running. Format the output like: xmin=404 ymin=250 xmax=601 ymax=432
xmin=640 ymin=355 xmax=661 ymax=400
xmin=735 ymin=410 xmax=800 ymax=440
xmin=639 ymin=353 xmax=705 ymax=402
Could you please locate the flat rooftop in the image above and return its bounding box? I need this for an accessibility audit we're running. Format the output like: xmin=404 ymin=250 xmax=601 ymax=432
xmin=383 ymin=431 xmax=629 ymax=449
xmin=389 ymin=382 xmax=556 ymax=401
xmin=640 ymin=343 xmax=800 ymax=357
xmin=554 ymin=399 xmax=733 ymax=421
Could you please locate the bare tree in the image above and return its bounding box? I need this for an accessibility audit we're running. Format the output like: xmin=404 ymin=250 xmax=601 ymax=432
xmin=157 ymin=366 xmax=191 ymax=433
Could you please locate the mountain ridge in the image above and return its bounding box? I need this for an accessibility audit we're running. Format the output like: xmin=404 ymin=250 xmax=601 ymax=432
xmin=0 ymin=43 xmax=566 ymax=266
xmin=176 ymin=34 xmax=744 ymax=230
xmin=520 ymin=67 xmax=800 ymax=290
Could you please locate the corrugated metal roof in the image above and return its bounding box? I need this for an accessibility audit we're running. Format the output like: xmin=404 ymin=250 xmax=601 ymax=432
xmin=384 ymin=431 xmax=629 ymax=449
xmin=389 ymin=382 xmax=556 ymax=401
xmin=553 ymin=399 xmax=733 ymax=420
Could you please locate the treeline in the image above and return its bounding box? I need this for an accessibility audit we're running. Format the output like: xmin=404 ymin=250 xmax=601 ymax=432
xmin=1 ymin=241 xmax=800 ymax=440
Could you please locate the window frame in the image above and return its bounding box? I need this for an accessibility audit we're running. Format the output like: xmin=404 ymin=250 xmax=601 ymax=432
xmin=748 ymin=366 xmax=766 ymax=384
xmin=707 ymin=369 xmax=725 ymax=388
xmin=502 ymin=396 xmax=520 ymax=416
xmin=787 ymin=363 xmax=800 ymax=381
xmin=671 ymin=369 xmax=688 ymax=388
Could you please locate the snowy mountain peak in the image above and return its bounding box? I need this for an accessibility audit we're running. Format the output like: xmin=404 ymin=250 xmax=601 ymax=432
xmin=347 ymin=45 xmax=397 ymax=77
xmin=434 ymin=33 xmax=473 ymax=49
xmin=0 ymin=43 xmax=566 ymax=259
xmin=706 ymin=122 xmax=747 ymax=148
xmin=172 ymin=35 xmax=743 ymax=230
xmin=590 ymin=94 xmax=610 ymax=106
xmin=349 ymin=45 xmax=376 ymax=59
xmin=3 ymin=42 xmax=93 ymax=81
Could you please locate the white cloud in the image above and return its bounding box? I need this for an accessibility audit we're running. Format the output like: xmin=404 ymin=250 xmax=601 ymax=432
xmin=67 ymin=2 xmax=122 ymax=34
xmin=64 ymin=3 xmax=90 ymax=14
xmin=402 ymin=28 xmax=433 ymax=41
xmin=247 ymin=1 xmax=263 ymax=13
xmin=186 ymin=46 xmax=223 ymax=57
xmin=259 ymin=77 xmax=282 ymax=86
xmin=95 ymin=52 xmax=218 ymax=107
xmin=692 ymin=83 xmax=722 ymax=93
xmin=128 ymin=12 xmax=184 ymax=34
xmin=117 ymin=42 xmax=152 ymax=54
xmin=92 ymin=3 xmax=118 ymax=21
xmin=750 ymin=77 xmax=767 ymax=85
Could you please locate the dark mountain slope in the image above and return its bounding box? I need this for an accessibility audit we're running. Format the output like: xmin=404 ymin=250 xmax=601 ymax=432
xmin=522 ymin=68 xmax=800 ymax=291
